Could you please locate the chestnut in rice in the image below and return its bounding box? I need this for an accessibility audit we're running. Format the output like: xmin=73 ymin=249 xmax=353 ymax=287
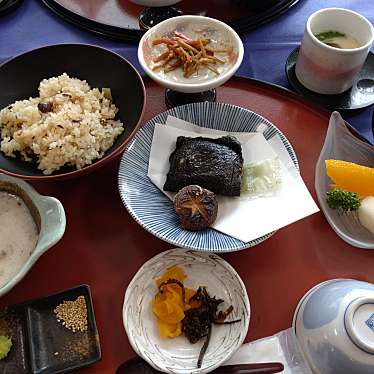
xmin=174 ymin=185 xmax=218 ymax=231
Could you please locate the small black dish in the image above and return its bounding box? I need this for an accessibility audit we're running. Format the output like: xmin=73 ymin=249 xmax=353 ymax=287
xmin=233 ymin=0 xmax=284 ymax=11
xmin=117 ymin=357 xmax=156 ymax=374
xmin=285 ymin=47 xmax=374 ymax=111
xmin=0 ymin=0 xmax=23 ymax=16
xmin=0 ymin=285 xmax=101 ymax=374
xmin=0 ymin=306 xmax=30 ymax=373
xmin=139 ymin=6 xmax=183 ymax=30
xmin=165 ymin=89 xmax=217 ymax=109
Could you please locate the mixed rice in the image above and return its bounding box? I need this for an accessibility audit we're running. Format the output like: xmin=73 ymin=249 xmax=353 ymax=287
xmin=0 ymin=73 xmax=124 ymax=174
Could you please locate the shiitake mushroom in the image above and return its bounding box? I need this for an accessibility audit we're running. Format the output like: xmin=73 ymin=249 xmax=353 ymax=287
xmin=174 ymin=185 xmax=218 ymax=231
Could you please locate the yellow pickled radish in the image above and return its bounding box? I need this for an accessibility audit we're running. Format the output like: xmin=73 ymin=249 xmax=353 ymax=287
xmin=325 ymin=160 xmax=374 ymax=197
xmin=152 ymin=265 xmax=197 ymax=339
xmin=156 ymin=265 xmax=186 ymax=287
xmin=157 ymin=318 xmax=182 ymax=338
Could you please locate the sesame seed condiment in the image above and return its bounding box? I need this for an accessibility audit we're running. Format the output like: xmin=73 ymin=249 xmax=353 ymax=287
xmin=54 ymin=296 xmax=88 ymax=333
xmin=60 ymin=334 xmax=92 ymax=361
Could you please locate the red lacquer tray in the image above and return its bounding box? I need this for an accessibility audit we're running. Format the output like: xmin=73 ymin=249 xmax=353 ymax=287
xmin=42 ymin=0 xmax=300 ymax=41
xmin=1 ymin=76 xmax=374 ymax=373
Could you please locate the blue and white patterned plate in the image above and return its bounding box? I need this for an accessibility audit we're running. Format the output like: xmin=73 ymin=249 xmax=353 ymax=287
xmin=118 ymin=102 xmax=298 ymax=252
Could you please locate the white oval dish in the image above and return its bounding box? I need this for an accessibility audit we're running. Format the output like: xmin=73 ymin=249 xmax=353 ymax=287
xmin=293 ymin=279 xmax=374 ymax=374
xmin=315 ymin=111 xmax=374 ymax=249
xmin=138 ymin=15 xmax=244 ymax=93
xmin=123 ymin=248 xmax=250 ymax=374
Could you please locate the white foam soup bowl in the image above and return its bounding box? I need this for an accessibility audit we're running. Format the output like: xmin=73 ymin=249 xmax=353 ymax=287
xmin=138 ymin=15 xmax=244 ymax=93
xmin=293 ymin=279 xmax=374 ymax=374
xmin=295 ymin=8 xmax=374 ymax=94
xmin=0 ymin=173 xmax=66 ymax=297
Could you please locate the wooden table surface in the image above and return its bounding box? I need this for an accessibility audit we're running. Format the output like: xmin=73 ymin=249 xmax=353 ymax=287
xmin=1 ymin=77 xmax=373 ymax=373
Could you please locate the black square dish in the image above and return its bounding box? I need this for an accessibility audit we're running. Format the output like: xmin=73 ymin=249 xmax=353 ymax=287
xmin=0 ymin=306 xmax=31 ymax=373
xmin=0 ymin=285 xmax=101 ymax=374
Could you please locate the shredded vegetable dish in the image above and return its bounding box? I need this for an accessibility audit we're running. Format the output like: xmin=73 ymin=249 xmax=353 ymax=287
xmin=151 ymin=31 xmax=232 ymax=78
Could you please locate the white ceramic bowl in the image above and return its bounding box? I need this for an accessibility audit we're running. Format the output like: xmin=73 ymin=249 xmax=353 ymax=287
xmin=130 ymin=0 xmax=182 ymax=6
xmin=138 ymin=15 xmax=244 ymax=93
xmin=315 ymin=111 xmax=374 ymax=249
xmin=123 ymin=248 xmax=250 ymax=374
xmin=0 ymin=173 xmax=66 ymax=296
xmin=293 ymin=279 xmax=374 ymax=374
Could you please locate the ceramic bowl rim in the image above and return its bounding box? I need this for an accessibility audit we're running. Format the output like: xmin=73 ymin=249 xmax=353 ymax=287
xmin=306 ymin=8 xmax=374 ymax=54
xmin=292 ymin=278 xmax=348 ymax=332
xmin=292 ymin=278 xmax=364 ymax=374
xmin=0 ymin=173 xmax=66 ymax=296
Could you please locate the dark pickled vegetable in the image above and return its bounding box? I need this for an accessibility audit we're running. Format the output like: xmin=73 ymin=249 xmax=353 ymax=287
xmin=183 ymin=287 xmax=223 ymax=344
xmin=174 ymin=185 xmax=218 ymax=231
xmin=37 ymin=102 xmax=53 ymax=113
xmin=182 ymin=287 xmax=241 ymax=368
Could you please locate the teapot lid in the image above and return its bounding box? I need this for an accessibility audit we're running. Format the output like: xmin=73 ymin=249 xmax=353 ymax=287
xmin=345 ymin=297 xmax=374 ymax=354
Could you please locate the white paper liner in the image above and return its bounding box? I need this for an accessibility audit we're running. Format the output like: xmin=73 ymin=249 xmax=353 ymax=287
xmin=224 ymin=328 xmax=313 ymax=374
xmin=147 ymin=116 xmax=319 ymax=242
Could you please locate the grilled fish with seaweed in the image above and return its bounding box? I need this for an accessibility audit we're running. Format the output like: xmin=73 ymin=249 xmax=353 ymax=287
xmin=164 ymin=136 xmax=243 ymax=196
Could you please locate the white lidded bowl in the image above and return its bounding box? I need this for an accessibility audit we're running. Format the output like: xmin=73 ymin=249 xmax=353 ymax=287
xmin=293 ymin=279 xmax=374 ymax=374
xmin=130 ymin=0 xmax=182 ymax=6
xmin=138 ymin=15 xmax=244 ymax=93
xmin=0 ymin=173 xmax=66 ymax=296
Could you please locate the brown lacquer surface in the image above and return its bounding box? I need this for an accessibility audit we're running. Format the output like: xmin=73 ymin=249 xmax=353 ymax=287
xmin=1 ymin=77 xmax=373 ymax=373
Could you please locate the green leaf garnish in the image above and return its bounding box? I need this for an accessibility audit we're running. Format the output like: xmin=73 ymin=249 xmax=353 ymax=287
xmin=326 ymin=188 xmax=361 ymax=214
xmin=315 ymin=31 xmax=346 ymax=42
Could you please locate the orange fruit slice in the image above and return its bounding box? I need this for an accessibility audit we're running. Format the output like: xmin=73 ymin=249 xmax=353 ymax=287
xmin=325 ymin=160 xmax=374 ymax=197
